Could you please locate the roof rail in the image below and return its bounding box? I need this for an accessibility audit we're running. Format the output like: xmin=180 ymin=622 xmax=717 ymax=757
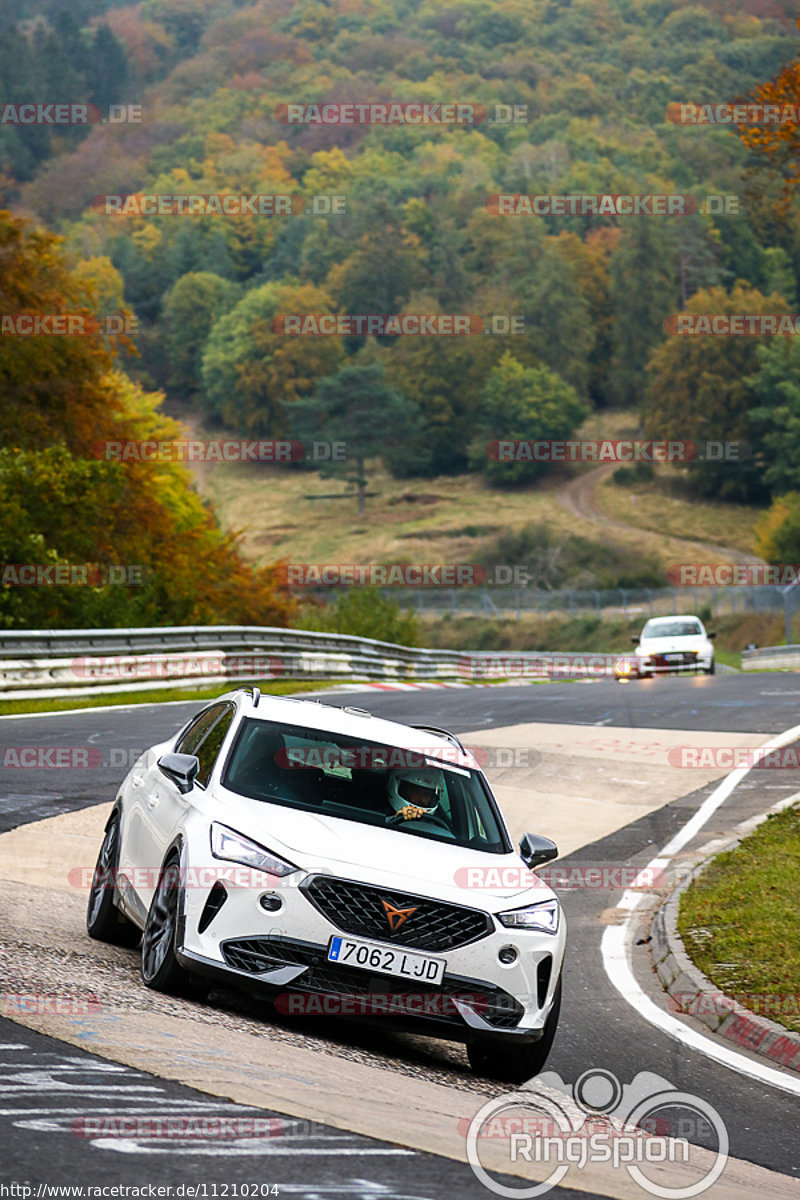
xmin=411 ymin=724 xmax=466 ymax=753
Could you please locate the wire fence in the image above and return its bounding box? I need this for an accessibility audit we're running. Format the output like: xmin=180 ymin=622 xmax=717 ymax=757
xmin=385 ymin=586 xmax=800 ymax=622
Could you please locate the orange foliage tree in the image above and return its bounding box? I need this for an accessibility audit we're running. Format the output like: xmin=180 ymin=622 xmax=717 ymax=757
xmin=0 ymin=210 xmax=293 ymax=630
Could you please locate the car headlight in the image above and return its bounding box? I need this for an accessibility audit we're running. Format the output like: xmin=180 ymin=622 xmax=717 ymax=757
xmin=497 ymin=898 xmax=560 ymax=933
xmin=210 ymin=822 xmax=298 ymax=877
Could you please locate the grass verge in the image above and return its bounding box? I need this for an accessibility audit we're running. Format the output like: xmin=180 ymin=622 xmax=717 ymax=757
xmin=678 ymin=804 xmax=800 ymax=1035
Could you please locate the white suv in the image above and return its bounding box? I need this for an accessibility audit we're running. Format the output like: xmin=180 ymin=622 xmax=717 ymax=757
xmin=86 ymin=689 xmax=566 ymax=1082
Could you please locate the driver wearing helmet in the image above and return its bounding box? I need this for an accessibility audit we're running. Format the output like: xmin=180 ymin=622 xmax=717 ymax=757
xmin=387 ymin=766 xmax=448 ymax=828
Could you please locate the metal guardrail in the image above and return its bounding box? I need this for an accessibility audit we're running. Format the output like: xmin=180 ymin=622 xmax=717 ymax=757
xmin=742 ymin=644 xmax=800 ymax=671
xmin=0 ymin=626 xmax=619 ymax=700
xmin=0 ymin=623 xmax=786 ymax=700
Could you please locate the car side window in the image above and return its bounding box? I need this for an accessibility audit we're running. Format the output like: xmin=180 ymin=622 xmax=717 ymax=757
xmin=175 ymin=704 xmax=228 ymax=756
xmin=194 ymin=705 xmax=236 ymax=789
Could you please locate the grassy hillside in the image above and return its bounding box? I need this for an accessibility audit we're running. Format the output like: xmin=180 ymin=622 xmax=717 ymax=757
xmin=182 ymin=407 xmax=762 ymax=588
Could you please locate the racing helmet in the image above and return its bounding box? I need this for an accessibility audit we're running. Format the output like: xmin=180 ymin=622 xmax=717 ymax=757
xmin=388 ymin=766 xmax=446 ymax=814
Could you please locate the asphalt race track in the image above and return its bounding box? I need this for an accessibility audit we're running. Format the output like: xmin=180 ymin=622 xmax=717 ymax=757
xmin=2 ymin=673 xmax=800 ymax=1195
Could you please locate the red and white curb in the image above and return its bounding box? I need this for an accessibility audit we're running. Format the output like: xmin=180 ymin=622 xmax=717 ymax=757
xmin=602 ymin=720 xmax=800 ymax=1097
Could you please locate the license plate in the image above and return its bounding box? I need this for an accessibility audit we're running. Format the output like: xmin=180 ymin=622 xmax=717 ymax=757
xmin=327 ymin=935 xmax=446 ymax=985
xmin=663 ymin=653 xmax=684 ymax=662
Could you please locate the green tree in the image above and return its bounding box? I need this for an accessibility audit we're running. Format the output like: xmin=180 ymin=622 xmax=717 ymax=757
xmin=163 ymin=271 xmax=241 ymax=397
xmin=287 ymin=362 xmax=422 ymax=514
xmin=644 ymin=283 xmax=789 ymax=502
xmin=300 ymin=588 xmax=421 ymax=646
xmin=473 ymin=352 xmax=589 ymax=487
xmin=748 ymin=338 xmax=800 ymax=497
xmin=609 ymin=218 xmax=678 ymax=407
xmin=384 ymin=295 xmax=502 ymax=475
xmin=755 ymin=493 xmax=800 ymax=567
xmin=200 ymin=281 xmax=343 ymax=433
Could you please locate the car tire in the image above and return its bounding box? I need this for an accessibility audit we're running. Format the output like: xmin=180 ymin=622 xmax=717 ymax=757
xmin=705 ymin=660 xmax=715 ymax=675
xmin=86 ymin=814 xmax=142 ymax=947
xmin=467 ymin=979 xmax=561 ymax=1083
xmin=141 ymin=855 xmax=206 ymax=998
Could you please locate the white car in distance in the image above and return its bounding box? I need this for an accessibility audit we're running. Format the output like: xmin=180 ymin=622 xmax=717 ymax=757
xmin=616 ymin=614 xmax=716 ymax=679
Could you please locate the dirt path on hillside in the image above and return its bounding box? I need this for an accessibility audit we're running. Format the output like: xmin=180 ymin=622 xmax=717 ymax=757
xmin=557 ymin=462 xmax=764 ymax=565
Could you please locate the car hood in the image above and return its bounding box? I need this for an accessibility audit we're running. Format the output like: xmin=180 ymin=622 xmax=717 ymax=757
xmin=637 ymin=635 xmax=709 ymax=654
xmin=212 ymin=787 xmax=555 ymax=908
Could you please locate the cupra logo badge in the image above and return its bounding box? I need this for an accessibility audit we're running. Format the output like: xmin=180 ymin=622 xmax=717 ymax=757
xmin=382 ymin=900 xmax=417 ymax=931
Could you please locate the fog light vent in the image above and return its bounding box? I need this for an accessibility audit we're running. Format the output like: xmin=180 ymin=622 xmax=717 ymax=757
xmin=198 ymin=881 xmax=227 ymax=933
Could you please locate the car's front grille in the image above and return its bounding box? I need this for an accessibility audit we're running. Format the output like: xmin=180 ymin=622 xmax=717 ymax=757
xmin=299 ymin=874 xmax=493 ymax=952
xmin=220 ymin=936 xmax=523 ymax=1028
xmin=650 ymin=652 xmax=698 ymax=667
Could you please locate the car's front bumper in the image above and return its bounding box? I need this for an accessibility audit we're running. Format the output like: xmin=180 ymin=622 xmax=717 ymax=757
xmin=615 ymin=651 xmax=713 ymax=677
xmin=176 ymin=854 xmax=565 ymax=1043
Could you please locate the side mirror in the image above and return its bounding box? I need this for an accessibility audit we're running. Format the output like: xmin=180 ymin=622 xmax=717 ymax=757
xmin=631 ymin=636 xmax=640 ymax=645
xmin=519 ymin=832 xmax=558 ymax=869
xmin=158 ymin=752 xmax=199 ymax=794
xmin=707 ymin=632 xmax=717 ymax=639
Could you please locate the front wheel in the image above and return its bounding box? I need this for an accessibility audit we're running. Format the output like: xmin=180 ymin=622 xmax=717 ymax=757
xmin=467 ymin=979 xmax=562 ymax=1083
xmin=141 ymin=856 xmax=204 ymax=998
xmin=705 ymin=660 xmax=715 ymax=675
xmin=86 ymin=814 xmax=141 ymax=947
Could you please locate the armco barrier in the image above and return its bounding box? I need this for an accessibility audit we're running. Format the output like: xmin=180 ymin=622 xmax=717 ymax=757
xmin=742 ymin=644 xmax=800 ymax=671
xmin=0 ymin=627 xmax=617 ymax=700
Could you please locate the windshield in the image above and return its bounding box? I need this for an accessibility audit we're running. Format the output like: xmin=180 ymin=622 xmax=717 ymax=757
xmin=642 ymin=619 xmax=702 ymax=638
xmin=222 ymin=718 xmax=511 ymax=853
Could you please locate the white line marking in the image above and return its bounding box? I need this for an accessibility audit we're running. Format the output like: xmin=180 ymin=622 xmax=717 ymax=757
xmin=602 ymin=923 xmax=800 ymax=1096
xmin=601 ymin=721 xmax=800 ymax=1094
